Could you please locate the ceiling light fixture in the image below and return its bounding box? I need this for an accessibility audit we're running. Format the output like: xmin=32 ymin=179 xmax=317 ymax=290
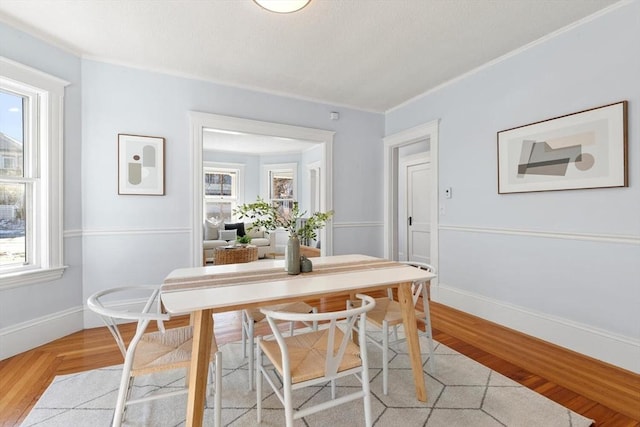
xmin=253 ymin=0 xmax=310 ymax=14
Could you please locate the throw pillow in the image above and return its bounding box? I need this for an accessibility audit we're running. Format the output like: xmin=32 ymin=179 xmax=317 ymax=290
xmin=224 ymin=222 xmax=246 ymax=237
xmin=204 ymin=218 xmax=221 ymax=240
xmin=219 ymin=229 xmax=237 ymax=242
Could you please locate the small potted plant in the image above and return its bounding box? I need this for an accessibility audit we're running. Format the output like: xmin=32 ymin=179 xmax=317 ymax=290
xmin=236 ymin=234 xmax=252 ymax=246
xmin=235 ymin=197 xmax=333 ymax=274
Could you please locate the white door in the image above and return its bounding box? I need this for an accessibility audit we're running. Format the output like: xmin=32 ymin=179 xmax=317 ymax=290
xmin=407 ymin=162 xmax=431 ymax=263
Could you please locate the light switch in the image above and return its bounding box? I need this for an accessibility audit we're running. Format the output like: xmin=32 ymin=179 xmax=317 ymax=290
xmin=444 ymin=187 xmax=452 ymax=199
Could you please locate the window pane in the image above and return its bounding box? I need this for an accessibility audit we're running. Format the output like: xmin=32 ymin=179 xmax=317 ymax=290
xmin=205 ymin=172 xmax=234 ymax=196
xmin=0 ymin=90 xmax=25 ymax=177
xmin=205 ymin=201 xmax=233 ymax=223
xmin=0 ymin=182 xmax=26 ymax=266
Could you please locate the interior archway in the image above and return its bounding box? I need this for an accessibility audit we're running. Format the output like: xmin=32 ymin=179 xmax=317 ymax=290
xmin=189 ymin=112 xmax=335 ymax=267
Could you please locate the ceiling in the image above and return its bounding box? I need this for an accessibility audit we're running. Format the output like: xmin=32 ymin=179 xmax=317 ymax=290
xmin=203 ymin=128 xmax=318 ymax=154
xmin=0 ymin=0 xmax=619 ymax=113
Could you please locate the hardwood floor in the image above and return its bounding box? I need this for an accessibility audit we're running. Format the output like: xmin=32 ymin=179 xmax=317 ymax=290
xmin=1 ymin=296 xmax=638 ymax=427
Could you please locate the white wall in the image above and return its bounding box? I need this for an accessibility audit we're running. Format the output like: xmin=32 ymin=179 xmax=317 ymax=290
xmin=386 ymin=1 xmax=640 ymax=372
xmin=0 ymin=22 xmax=84 ymax=358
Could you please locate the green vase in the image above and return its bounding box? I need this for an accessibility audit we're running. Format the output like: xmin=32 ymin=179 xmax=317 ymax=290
xmin=286 ymin=235 xmax=301 ymax=275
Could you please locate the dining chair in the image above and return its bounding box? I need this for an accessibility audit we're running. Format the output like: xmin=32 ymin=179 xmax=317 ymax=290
xmin=256 ymin=294 xmax=376 ymax=427
xmin=87 ymin=285 xmax=222 ymax=427
xmin=361 ymin=261 xmax=436 ymax=395
xmin=241 ymin=301 xmax=317 ymax=390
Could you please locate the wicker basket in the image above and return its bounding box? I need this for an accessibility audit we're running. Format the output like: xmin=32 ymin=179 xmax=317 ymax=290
xmin=214 ymin=245 xmax=259 ymax=265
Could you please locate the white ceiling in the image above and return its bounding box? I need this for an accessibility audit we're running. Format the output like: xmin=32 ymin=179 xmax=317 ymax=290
xmin=0 ymin=0 xmax=619 ymax=113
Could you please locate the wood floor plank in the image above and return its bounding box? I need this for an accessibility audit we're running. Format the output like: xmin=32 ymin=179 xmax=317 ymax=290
xmin=0 ymin=351 xmax=61 ymax=427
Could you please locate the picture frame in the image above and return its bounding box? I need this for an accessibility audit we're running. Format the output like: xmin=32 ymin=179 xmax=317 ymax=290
xmin=118 ymin=134 xmax=165 ymax=195
xmin=497 ymin=101 xmax=627 ymax=194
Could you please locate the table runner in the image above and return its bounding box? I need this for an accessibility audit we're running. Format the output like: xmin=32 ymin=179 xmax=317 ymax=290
xmin=162 ymin=258 xmax=401 ymax=292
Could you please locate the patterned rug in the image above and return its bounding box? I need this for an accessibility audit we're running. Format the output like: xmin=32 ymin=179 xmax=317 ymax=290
xmin=22 ymin=333 xmax=593 ymax=426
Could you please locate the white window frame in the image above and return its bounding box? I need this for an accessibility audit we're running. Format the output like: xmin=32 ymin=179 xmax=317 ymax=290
xmin=203 ymin=162 xmax=244 ymax=222
xmin=0 ymin=57 xmax=68 ymax=289
xmin=261 ymin=162 xmax=297 ymax=207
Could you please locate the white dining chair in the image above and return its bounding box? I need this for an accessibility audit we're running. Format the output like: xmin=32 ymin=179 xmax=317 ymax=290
xmin=241 ymin=301 xmax=317 ymax=390
xmin=87 ymin=285 xmax=222 ymax=427
xmin=256 ymin=294 xmax=376 ymax=427
xmin=361 ymin=261 xmax=436 ymax=395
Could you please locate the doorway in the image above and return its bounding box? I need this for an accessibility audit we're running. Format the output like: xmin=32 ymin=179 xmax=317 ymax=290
xmin=383 ymin=120 xmax=439 ymax=280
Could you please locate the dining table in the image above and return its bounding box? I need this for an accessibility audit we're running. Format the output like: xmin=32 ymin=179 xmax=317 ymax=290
xmin=161 ymin=254 xmax=436 ymax=427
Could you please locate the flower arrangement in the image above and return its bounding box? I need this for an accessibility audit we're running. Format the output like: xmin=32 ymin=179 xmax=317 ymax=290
xmin=234 ymin=197 xmax=333 ymax=242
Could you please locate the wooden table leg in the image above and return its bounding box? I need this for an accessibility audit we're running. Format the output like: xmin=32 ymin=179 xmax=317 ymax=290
xmin=186 ymin=309 xmax=213 ymax=427
xmin=397 ymin=282 xmax=427 ymax=402
xmin=349 ymin=291 xmax=360 ymax=343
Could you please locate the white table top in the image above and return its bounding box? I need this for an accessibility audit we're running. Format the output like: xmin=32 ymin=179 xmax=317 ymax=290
xmin=161 ymin=255 xmax=434 ymax=314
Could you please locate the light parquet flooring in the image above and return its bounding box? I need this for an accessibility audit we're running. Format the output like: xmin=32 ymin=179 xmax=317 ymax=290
xmin=1 ymin=295 xmax=638 ymax=427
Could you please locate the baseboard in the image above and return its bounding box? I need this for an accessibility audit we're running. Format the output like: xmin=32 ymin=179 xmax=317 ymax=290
xmin=0 ymin=307 xmax=84 ymax=360
xmin=434 ymin=283 xmax=640 ymax=374
xmin=0 ymin=299 xmax=153 ymax=361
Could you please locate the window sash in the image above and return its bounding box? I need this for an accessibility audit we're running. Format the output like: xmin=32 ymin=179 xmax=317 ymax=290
xmin=205 ymin=200 xmax=235 ymax=223
xmin=204 ymin=169 xmax=238 ymax=200
xmin=0 ymin=87 xmax=37 ymax=272
xmin=0 ymin=180 xmax=32 ymax=270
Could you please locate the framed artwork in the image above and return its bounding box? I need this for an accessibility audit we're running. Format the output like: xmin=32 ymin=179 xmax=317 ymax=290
xmin=118 ymin=134 xmax=165 ymax=195
xmin=497 ymin=101 xmax=627 ymax=194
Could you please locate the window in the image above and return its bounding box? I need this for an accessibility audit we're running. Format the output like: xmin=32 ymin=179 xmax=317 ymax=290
xmin=204 ymin=164 xmax=243 ymax=223
xmin=205 ymin=171 xmax=234 ymax=197
xmin=0 ymin=57 xmax=67 ymax=287
xmin=2 ymin=153 xmax=19 ymax=172
xmin=263 ymin=163 xmax=297 ymax=218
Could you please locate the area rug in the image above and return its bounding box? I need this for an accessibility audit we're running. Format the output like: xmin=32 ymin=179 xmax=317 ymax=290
xmin=21 ymin=334 xmax=593 ymax=426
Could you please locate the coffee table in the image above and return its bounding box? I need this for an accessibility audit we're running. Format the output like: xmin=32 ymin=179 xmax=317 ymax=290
xmin=213 ymin=245 xmax=258 ymax=265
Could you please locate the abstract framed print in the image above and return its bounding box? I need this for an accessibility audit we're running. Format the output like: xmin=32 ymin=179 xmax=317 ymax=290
xmin=497 ymin=101 xmax=627 ymax=194
xmin=118 ymin=134 xmax=165 ymax=195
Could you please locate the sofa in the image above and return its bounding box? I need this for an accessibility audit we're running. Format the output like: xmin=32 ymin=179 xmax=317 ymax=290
xmin=203 ymin=219 xmax=274 ymax=264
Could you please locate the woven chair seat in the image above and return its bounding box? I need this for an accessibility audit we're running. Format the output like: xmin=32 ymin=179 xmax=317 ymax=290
xmin=260 ymin=328 xmax=361 ymax=384
xmin=367 ymin=297 xmax=425 ymax=329
xmin=133 ymin=325 xmax=218 ymax=376
xmin=247 ymin=301 xmax=315 ymax=323
xmin=243 ymin=301 xmax=318 ymax=390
